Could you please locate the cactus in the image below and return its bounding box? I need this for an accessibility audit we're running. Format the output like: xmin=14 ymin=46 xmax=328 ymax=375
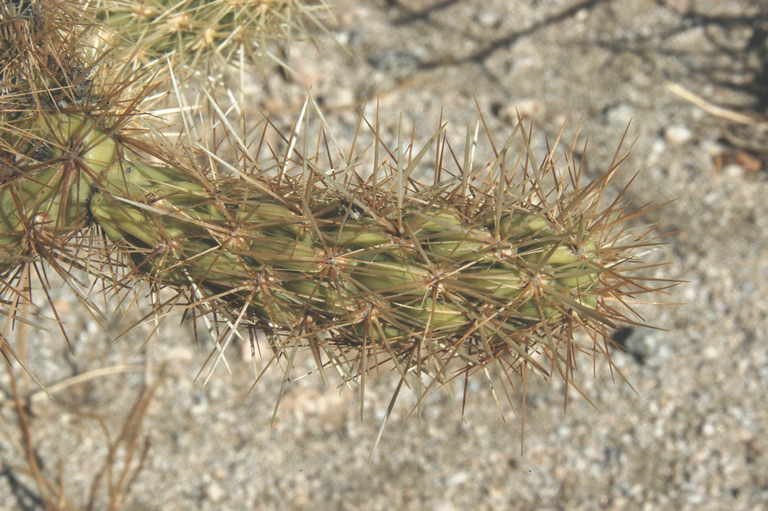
xmin=3 ymin=107 xmax=665 ymax=402
xmin=90 ymin=0 xmax=329 ymax=70
xmin=0 ymin=3 xmax=680 ymax=510
xmin=1 ymin=1 xmax=670 ymax=412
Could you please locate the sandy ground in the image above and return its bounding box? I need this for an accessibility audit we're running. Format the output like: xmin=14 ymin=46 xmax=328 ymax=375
xmin=2 ymin=0 xmax=768 ymax=509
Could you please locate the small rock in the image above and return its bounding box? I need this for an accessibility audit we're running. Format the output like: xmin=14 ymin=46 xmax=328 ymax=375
xmin=334 ymin=29 xmax=361 ymax=47
xmin=327 ymin=86 xmax=356 ymax=108
xmin=647 ymin=138 xmax=667 ymax=165
xmin=700 ymin=139 xmax=724 ymax=157
xmin=612 ymin=326 xmax=658 ymax=365
xmin=191 ymin=390 xmax=209 ymax=415
xmin=434 ymin=500 xmax=458 ymax=511
xmin=498 ymin=98 xmax=546 ymax=122
xmin=732 ymin=150 xmax=763 ymax=173
xmin=664 ymin=124 xmax=692 ymax=145
xmin=474 ymin=11 xmax=501 ymax=28
xmin=447 ymin=471 xmax=469 ymax=486
xmin=723 ymin=164 xmax=744 ymax=179
xmin=204 ymin=481 xmax=225 ymax=502
xmin=603 ymin=103 xmax=634 ymax=125
xmin=367 ymin=50 xmax=421 ymax=75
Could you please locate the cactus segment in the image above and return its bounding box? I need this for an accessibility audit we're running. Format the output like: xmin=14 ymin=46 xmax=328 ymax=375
xmin=497 ymin=212 xmax=550 ymax=238
xmin=352 ymin=259 xmax=431 ymax=297
xmin=455 ymin=269 xmax=524 ymax=300
xmin=322 ymin=226 xmax=390 ymax=248
xmin=397 ymin=299 xmax=468 ymax=331
xmin=92 ymin=0 xmax=329 ymax=68
xmin=0 ymin=0 xmax=680 ymax=436
xmin=81 ymin=138 xmax=643 ymax=373
xmin=85 ymin=144 xmax=628 ymax=356
xmin=403 ymin=210 xmax=464 ymax=235
xmin=35 ymin=114 xmax=118 ymax=172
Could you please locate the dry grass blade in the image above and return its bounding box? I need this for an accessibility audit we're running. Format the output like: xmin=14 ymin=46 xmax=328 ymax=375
xmin=1 ymin=341 xmax=162 ymax=511
xmin=84 ymin=368 xmax=165 ymax=511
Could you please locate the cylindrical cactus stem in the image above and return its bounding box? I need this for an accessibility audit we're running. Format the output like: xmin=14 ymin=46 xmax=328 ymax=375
xmin=1 ymin=92 xmax=660 ymax=392
xmin=0 ymin=0 xmax=672 ymax=426
xmin=0 ymin=0 xmax=662 ymax=390
xmin=90 ymin=0 xmax=329 ymax=69
xmin=80 ymin=133 xmax=638 ymax=373
xmin=0 ymin=112 xmax=120 ymax=273
xmin=0 ymin=0 xmax=155 ymax=275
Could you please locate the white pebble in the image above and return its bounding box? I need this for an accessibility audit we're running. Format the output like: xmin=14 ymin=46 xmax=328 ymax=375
xmin=665 ymin=125 xmax=692 ymax=145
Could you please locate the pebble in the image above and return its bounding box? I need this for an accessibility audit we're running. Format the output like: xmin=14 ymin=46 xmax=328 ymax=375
xmin=446 ymin=471 xmax=469 ymax=486
xmin=497 ymin=98 xmax=546 ymax=122
xmin=723 ymin=163 xmax=744 ymax=179
xmin=204 ymin=481 xmax=226 ymax=502
xmin=434 ymin=500 xmax=458 ymax=511
xmin=603 ymin=103 xmax=635 ymax=125
xmin=367 ymin=50 xmax=421 ymax=75
xmin=613 ymin=327 xmax=659 ymax=365
xmin=474 ymin=11 xmax=501 ymax=28
xmin=700 ymin=139 xmax=724 ymax=157
xmin=664 ymin=124 xmax=692 ymax=145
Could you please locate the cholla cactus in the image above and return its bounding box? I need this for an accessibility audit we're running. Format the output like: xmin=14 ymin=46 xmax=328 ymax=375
xmin=89 ymin=0 xmax=329 ymax=70
xmin=1 ymin=1 xmax=670 ymax=415
xmin=88 ymin=132 xmax=657 ymax=392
